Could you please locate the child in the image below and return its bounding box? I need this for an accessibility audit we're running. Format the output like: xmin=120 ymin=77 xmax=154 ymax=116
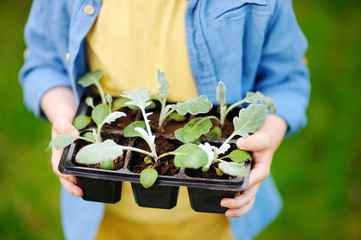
xmin=20 ymin=0 xmax=310 ymax=239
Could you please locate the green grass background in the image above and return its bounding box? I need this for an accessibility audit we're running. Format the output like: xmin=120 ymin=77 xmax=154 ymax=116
xmin=0 ymin=0 xmax=360 ymax=239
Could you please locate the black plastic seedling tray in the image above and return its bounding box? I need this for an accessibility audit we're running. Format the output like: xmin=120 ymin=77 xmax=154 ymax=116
xmin=58 ymin=95 xmax=251 ymax=213
xmin=59 ymin=135 xmax=251 ymax=213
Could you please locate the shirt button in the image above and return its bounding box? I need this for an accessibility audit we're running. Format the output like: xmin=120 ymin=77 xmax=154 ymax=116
xmin=84 ymin=5 xmax=95 ymax=15
xmin=23 ymin=48 xmax=29 ymax=59
xmin=66 ymin=53 xmax=70 ymax=63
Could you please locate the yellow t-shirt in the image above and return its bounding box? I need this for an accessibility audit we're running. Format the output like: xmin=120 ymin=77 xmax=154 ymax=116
xmin=86 ymin=0 xmax=233 ymax=239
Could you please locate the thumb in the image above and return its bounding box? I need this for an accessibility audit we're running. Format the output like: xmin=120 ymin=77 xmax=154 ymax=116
xmin=236 ymin=131 xmax=271 ymax=152
xmin=52 ymin=117 xmax=79 ymax=137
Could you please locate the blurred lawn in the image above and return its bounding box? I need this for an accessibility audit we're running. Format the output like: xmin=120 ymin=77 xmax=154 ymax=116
xmin=0 ymin=0 xmax=360 ymax=239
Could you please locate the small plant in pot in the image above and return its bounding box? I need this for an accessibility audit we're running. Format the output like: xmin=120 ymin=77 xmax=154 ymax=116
xmin=51 ymin=69 xmax=277 ymax=213
xmin=49 ymin=69 xmax=214 ymax=207
xmin=174 ymin=80 xmax=276 ymax=175
xmin=48 ymin=70 xmax=130 ymax=170
xmin=175 ymin=81 xmax=276 ymax=141
xmin=118 ymin=87 xmax=214 ymax=208
xmin=118 ymin=87 xmax=212 ymax=188
xmin=172 ymin=82 xmax=276 ymax=212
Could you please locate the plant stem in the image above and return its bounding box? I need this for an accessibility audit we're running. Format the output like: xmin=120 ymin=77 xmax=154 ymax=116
xmin=141 ymin=109 xmax=153 ymax=141
xmin=158 ymin=151 xmax=177 ymax=160
xmin=77 ymin=136 xmax=96 ymax=143
xmin=94 ymin=82 xmax=106 ymax=104
xmin=217 ymin=132 xmax=236 ymax=156
xmin=121 ymin=146 xmax=155 ymax=158
xmin=140 ymin=108 xmax=158 ymax=159
xmin=221 ymin=100 xmax=246 ymax=126
xmin=158 ymin=106 xmax=175 ymax=127
xmin=158 ymin=99 xmax=167 ymax=127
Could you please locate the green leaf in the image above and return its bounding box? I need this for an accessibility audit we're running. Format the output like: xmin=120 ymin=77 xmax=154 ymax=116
xmin=47 ymin=135 xmax=78 ymax=151
xmin=85 ymin=97 xmax=95 ymax=108
xmin=99 ymin=160 xmax=114 ymax=170
xmin=73 ymin=114 xmax=91 ymax=131
xmin=172 ymin=95 xmax=212 ymax=115
xmin=233 ymin=104 xmax=267 ymax=137
xmin=174 ymin=143 xmax=208 ymax=169
xmin=218 ymin=162 xmax=249 ymax=177
xmin=121 ymin=88 xmax=152 ymax=110
xmin=140 ymin=168 xmax=158 ymax=188
xmin=92 ymin=103 xmax=110 ymax=128
xmin=105 ymin=94 xmax=113 ymax=107
xmin=144 ymin=156 xmax=154 ymax=164
xmin=157 ymin=69 xmax=169 ymax=100
xmin=123 ymin=121 xmax=147 ymax=138
xmin=199 ymin=142 xmax=217 ymax=171
xmin=174 ymin=117 xmax=213 ymax=143
xmin=77 ymin=70 xmax=104 ymax=87
xmin=216 ymin=81 xmax=226 ymax=106
xmin=205 ymin=126 xmax=222 ymax=139
xmin=243 ymin=91 xmax=276 ymax=114
xmin=215 ymin=167 xmax=224 ymax=176
xmin=75 ymin=140 xmax=123 ymax=165
xmin=101 ymin=111 xmax=126 ymax=126
xmin=221 ymin=150 xmax=252 ymax=162
xmin=83 ymin=132 xmax=96 ymax=142
xmin=145 ymin=101 xmax=156 ymax=110
xmin=112 ymin=97 xmax=129 ymax=111
xmin=168 ymin=112 xmax=187 ymax=122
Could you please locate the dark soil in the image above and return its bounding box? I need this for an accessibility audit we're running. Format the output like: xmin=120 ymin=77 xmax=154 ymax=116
xmin=87 ymin=107 xmax=139 ymax=131
xmin=81 ymin=95 xmax=241 ymax=139
xmin=148 ymin=111 xmax=189 ymax=136
xmin=74 ymin=95 xmax=248 ymax=180
xmin=185 ymin=163 xmax=234 ymax=180
xmin=128 ymin=136 xmax=181 ymax=176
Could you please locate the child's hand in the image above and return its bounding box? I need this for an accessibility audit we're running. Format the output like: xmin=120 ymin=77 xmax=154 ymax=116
xmin=41 ymin=87 xmax=82 ymax=197
xmin=220 ymin=115 xmax=288 ymax=218
xmin=51 ymin=116 xmax=83 ymax=197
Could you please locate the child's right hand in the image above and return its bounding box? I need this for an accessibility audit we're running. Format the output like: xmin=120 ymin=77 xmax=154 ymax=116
xmin=51 ymin=116 xmax=83 ymax=197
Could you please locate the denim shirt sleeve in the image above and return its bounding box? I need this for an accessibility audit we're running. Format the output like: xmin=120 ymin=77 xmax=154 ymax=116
xmin=19 ymin=0 xmax=71 ymax=118
xmin=254 ymin=0 xmax=310 ymax=136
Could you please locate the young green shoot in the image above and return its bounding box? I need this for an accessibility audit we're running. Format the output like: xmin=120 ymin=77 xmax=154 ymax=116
xmin=217 ymin=81 xmax=276 ymax=126
xmin=121 ymin=87 xmax=158 ymax=160
xmin=175 ymin=83 xmax=277 ymax=142
xmin=77 ymin=70 xmax=107 ymax=105
xmin=174 ymin=116 xmax=219 ymax=144
xmin=198 ymin=103 xmax=267 ymax=176
xmin=152 ymin=69 xmax=213 ymax=127
xmin=48 ymin=70 xmax=128 ymax=169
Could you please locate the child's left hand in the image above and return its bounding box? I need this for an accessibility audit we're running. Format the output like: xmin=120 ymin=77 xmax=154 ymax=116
xmin=220 ymin=114 xmax=288 ymax=218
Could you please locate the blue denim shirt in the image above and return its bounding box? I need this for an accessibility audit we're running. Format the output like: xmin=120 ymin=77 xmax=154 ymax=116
xmin=20 ymin=0 xmax=309 ymax=239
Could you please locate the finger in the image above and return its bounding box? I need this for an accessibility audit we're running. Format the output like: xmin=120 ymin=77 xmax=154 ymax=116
xmin=220 ymin=184 xmax=260 ymax=209
xmin=52 ymin=148 xmax=77 ymax=182
xmin=60 ymin=177 xmax=83 ymax=197
xmin=247 ymin=152 xmax=272 ymax=187
xmin=52 ymin=117 xmax=79 ymax=136
xmin=236 ymin=131 xmax=271 ymax=151
xmin=225 ymin=197 xmax=256 ymax=218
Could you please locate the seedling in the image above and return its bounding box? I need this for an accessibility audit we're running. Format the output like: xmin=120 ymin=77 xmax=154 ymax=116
xmin=48 ymin=70 xmax=210 ymax=186
xmin=151 ymin=69 xmax=212 ymax=127
xmin=49 ymin=70 xmax=276 ymax=190
xmin=175 ymin=82 xmax=276 ymax=142
xmin=175 ymin=103 xmax=268 ymax=177
xmin=73 ymin=70 xmax=118 ymax=131
xmin=216 ymin=81 xmax=276 ymax=126
xmin=174 ymin=82 xmax=276 ymax=177
xmin=120 ymin=88 xmax=208 ymax=188
xmin=48 ymin=71 xmax=127 ymax=169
